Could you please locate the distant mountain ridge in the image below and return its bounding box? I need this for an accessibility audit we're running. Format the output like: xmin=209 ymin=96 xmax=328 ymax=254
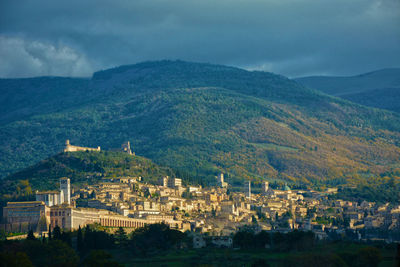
xmin=295 ymin=68 xmax=400 ymax=96
xmin=1 ymin=61 xmax=400 ymax=192
xmin=295 ymin=68 xmax=400 ymax=113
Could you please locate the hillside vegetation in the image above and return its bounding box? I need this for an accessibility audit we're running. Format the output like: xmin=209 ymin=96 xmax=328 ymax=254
xmin=0 ymin=151 xmax=175 ymax=199
xmin=1 ymin=61 xmax=400 ymax=192
xmin=341 ymin=87 xmax=400 ymax=113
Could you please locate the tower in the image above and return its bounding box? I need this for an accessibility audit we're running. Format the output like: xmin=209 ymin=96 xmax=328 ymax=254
xmin=217 ymin=173 xmax=224 ymax=184
xmin=216 ymin=173 xmax=228 ymax=188
xmin=262 ymin=181 xmax=269 ymax=194
xmin=60 ymin=177 xmax=71 ymax=205
xmin=121 ymin=141 xmax=133 ymax=155
xmin=245 ymin=181 xmax=251 ymax=199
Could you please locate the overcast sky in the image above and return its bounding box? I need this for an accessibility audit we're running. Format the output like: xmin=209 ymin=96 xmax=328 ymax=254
xmin=0 ymin=0 xmax=399 ymax=78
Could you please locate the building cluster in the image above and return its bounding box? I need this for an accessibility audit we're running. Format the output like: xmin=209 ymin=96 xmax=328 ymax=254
xmin=3 ymin=171 xmax=400 ymax=241
xmin=2 ymin=142 xmax=400 ymax=242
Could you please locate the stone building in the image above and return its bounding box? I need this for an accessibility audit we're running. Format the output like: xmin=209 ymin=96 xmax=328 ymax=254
xmin=160 ymin=176 xmax=182 ymax=189
xmin=2 ymin=201 xmax=49 ymax=232
xmin=121 ymin=141 xmax=134 ymax=155
xmin=35 ymin=178 xmax=71 ymax=206
xmin=64 ymin=139 xmax=100 ymax=152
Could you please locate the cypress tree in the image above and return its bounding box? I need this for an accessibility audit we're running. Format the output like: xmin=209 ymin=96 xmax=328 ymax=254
xmin=27 ymin=229 xmax=35 ymax=240
xmin=48 ymin=225 xmax=52 ymax=240
xmin=115 ymin=227 xmax=128 ymax=248
xmin=77 ymin=225 xmax=84 ymax=253
xmin=53 ymin=225 xmax=62 ymax=240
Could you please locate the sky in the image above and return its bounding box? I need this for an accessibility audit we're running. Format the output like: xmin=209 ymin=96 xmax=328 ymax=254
xmin=0 ymin=0 xmax=399 ymax=78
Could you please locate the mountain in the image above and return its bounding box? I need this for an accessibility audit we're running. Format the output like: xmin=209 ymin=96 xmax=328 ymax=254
xmin=1 ymin=60 xmax=400 ymax=191
xmin=0 ymin=77 xmax=90 ymax=125
xmin=295 ymin=68 xmax=400 ymax=112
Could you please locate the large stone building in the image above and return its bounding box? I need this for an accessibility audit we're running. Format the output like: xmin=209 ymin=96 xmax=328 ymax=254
xmin=2 ymin=201 xmax=49 ymax=232
xmin=160 ymin=176 xmax=182 ymax=189
xmin=64 ymin=139 xmax=100 ymax=152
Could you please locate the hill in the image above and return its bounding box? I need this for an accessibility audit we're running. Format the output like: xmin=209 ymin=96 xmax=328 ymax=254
xmin=1 ymin=60 xmax=400 ymax=192
xmin=295 ymin=68 xmax=400 ymax=113
xmin=0 ymin=150 xmax=176 ymax=199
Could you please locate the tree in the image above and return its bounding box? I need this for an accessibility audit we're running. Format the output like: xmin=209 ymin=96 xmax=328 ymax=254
xmin=233 ymin=229 xmax=255 ymax=249
xmin=130 ymin=223 xmax=185 ymax=255
xmin=254 ymin=231 xmax=270 ymax=248
xmin=115 ymin=227 xmax=128 ymax=248
xmin=53 ymin=225 xmax=62 ymax=240
xmin=44 ymin=240 xmax=79 ymax=267
xmin=60 ymin=231 xmax=72 ymax=246
xmin=0 ymin=229 xmax=7 ymax=241
xmin=27 ymin=229 xmax=35 ymax=241
xmin=77 ymin=226 xmax=84 ymax=253
xmin=48 ymin=225 xmax=52 ymax=240
xmin=252 ymin=215 xmax=258 ymax=224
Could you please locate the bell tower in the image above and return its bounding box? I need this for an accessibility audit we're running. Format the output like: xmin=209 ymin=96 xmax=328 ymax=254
xmin=60 ymin=177 xmax=71 ymax=205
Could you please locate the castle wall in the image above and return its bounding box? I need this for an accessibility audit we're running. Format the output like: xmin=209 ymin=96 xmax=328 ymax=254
xmin=64 ymin=144 xmax=101 ymax=153
xmin=64 ymin=139 xmax=100 ymax=153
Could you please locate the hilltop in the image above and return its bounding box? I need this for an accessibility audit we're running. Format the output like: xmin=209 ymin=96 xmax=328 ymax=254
xmin=1 ymin=60 xmax=400 ymax=191
xmin=0 ymin=150 xmax=176 ymax=198
xmin=296 ymin=68 xmax=400 ymax=113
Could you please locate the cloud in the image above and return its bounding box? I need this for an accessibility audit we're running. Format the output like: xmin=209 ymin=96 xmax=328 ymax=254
xmin=0 ymin=0 xmax=399 ymax=78
xmin=0 ymin=36 xmax=93 ymax=78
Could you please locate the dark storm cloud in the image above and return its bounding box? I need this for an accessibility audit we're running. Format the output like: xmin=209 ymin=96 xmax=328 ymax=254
xmin=0 ymin=0 xmax=399 ymax=78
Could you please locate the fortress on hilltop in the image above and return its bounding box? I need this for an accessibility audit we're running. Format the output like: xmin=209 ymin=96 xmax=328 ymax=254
xmin=64 ymin=139 xmax=101 ymax=152
xmin=120 ymin=141 xmax=134 ymax=155
xmin=64 ymin=139 xmax=134 ymax=154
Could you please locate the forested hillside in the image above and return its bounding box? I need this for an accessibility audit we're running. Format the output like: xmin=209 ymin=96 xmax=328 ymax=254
xmin=1 ymin=61 xmax=400 ymax=192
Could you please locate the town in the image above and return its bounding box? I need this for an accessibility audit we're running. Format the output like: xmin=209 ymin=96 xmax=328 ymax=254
xmin=2 ymin=141 xmax=400 ymax=246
